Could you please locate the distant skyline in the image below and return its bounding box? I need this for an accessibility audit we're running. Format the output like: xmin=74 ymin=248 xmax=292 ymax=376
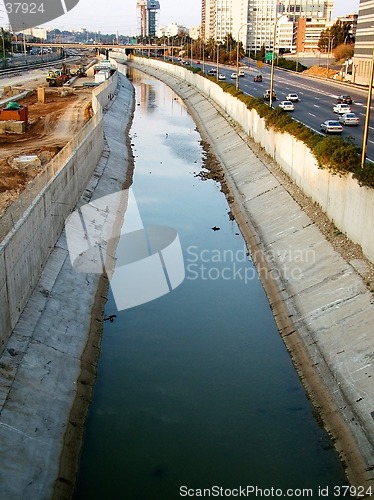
xmin=0 ymin=0 xmax=361 ymax=34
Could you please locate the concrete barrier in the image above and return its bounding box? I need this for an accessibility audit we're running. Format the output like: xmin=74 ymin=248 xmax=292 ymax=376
xmin=131 ymin=56 xmax=374 ymax=264
xmin=0 ymin=70 xmax=118 ymax=354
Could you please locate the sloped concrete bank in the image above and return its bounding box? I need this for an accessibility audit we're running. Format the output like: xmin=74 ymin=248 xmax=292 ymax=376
xmin=130 ymin=56 xmax=374 ymax=265
xmin=127 ymin=61 xmax=374 ymax=489
xmin=0 ymin=69 xmax=135 ymax=499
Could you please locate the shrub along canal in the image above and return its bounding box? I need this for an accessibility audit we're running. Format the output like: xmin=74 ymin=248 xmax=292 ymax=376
xmin=73 ymin=68 xmax=348 ymax=499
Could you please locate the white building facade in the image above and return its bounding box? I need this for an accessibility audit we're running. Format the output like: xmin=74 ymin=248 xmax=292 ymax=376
xmin=202 ymin=0 xmax=334 ymax=54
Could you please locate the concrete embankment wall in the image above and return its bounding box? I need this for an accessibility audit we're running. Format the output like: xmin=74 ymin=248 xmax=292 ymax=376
xmin=0 ymin=71 xmax=118 ymax=354
xmin=132 ymin=56 xmax=374 ymax=265
xmin=125 ymin=57 xmax=374 ymax=486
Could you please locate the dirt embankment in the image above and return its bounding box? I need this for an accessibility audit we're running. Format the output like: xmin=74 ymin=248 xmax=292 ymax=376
xmin=0 ymin=86 xmax=93 ymax=215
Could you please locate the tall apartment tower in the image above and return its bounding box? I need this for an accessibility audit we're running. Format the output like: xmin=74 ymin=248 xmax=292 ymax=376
xmin=352 ymin=0 xmax=374 ymax=85
xmin=201 ymin=0 xmax=248 ymax=45
xmin=137 ymin=0 xmax=160 ymax=37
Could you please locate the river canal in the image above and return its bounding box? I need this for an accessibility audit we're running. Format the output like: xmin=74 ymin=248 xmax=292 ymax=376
xmin=73 ymin=68 xmax=348 ymax=499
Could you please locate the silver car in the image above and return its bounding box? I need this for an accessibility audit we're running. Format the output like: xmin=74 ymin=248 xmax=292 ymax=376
xmin=338 ymin=112 xmax=360 ymax=126
xmin=320 ymin=120 xmax=343 ymax=134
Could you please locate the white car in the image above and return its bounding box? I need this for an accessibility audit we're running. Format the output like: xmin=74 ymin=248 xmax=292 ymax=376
xmin=230 ymin=72 xmax=238 ymax=79
xmin=333 ymin=103 xmax=351 ymax=114
xmin=279 ymin=100 xmax=294 ymax=111
xmin=238 ymin=69 xmax=245 ymax=77
xmin=320 ymin=120 xmax=343 ymax=134
xmin=338 ymin=112 xmax=360 ymax=126
xmin=218 ymin=73 xmax=226 ymax=81
xmin=286 ymin=93 xmax=299 ymax=102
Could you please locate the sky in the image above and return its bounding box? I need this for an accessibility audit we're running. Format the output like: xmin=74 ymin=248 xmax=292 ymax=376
xmin=0 ymin=0 xmax=361 ymax=35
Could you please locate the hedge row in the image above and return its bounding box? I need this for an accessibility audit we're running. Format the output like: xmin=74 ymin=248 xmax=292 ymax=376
xmin=151 ymin=57 xmax=373 ymax=188
xmin=205 ymin=72 xmax=374 ymax=188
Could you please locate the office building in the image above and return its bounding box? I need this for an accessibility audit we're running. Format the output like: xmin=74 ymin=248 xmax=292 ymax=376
xmin=352 ymin=0 xmax=374 ymax=85
xmin=202 ymin=0 xmax=335 ymax=54
xmin=137 ymin=0 xmax=160 ymax=37
xmin=247 ymin=0 xmax=334 ymax=53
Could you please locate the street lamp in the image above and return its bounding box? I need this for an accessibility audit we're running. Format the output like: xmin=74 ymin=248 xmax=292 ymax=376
xmin=326 ymin=35 xmax=335 ymax=79
xmin=269 ymin=15 xmax=282 ymax=108
xmin=361 ymin=47 xmax=374 ymax=168
xmin=236 ymin=23 xmax=250 ymax=90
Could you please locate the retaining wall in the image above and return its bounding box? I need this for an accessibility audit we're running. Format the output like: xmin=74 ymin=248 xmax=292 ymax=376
xmin=0 ymin=70 xmax=118 ymax=354
xmin=132 ymin=56 xmax=374 ymax=264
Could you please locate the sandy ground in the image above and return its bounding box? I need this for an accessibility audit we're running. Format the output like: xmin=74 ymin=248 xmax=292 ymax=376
xmin=0 ymin=69 xmax=94 ymax=216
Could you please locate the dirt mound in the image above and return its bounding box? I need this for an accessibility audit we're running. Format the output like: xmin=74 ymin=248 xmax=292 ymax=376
xmin=302 ymin=65 xmax=337 ymax=79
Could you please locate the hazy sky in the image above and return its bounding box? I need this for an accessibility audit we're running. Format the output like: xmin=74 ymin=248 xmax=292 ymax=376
xmin=0 ymin=0 xmax=361 ymax=34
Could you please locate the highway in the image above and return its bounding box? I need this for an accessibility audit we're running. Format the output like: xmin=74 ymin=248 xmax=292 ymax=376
xmin=195 ymin=60 xmax=374 ymax=162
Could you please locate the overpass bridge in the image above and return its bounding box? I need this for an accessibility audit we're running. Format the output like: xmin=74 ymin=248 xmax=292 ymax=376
xmin=15 ymin=42 xmax=173 ymax=54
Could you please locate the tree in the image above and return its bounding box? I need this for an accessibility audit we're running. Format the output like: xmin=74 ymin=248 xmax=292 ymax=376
xmin=318 ymin=20 xmax=354 ymax=52
xmin=333 ymin=43 xmax=354 ymax=62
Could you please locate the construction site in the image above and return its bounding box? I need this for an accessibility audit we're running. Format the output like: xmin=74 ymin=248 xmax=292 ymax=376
xmin=0 ymin=55 xmax=105 ymax=217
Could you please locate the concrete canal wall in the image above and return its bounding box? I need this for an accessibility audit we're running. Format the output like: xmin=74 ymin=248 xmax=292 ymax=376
xmin=126 ymin=58 xmax=374 ymax=488
xmin=0 ymin=72 xmax=118 ymax=354
xmin=131 ymin=56 xmax=374 ymax=265
xmin=0 ymin=67 xmax=133 ymax=499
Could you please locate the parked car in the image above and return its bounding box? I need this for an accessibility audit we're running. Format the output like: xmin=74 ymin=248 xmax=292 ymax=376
xmin=337 ymin=94 xmax=352 ymax=104
xmin=333 ymin=103 xmax=351 ymax=114
xmin=320 ymin=120 xmax=343 ymax=134
xmin=253 ymin=74 xmax=262 ymax=82
xmin=263 ymin=89 xmax=277 ymax=101
xmin=279 ymin=100 xmax=294 ymax=111
xmin=286 ymin=93 xmax=299 ymax=102
xmin=218 ymin=73 xmax=226 ymax=80
xmin=338 ymin=112 xmax=360 ymax=126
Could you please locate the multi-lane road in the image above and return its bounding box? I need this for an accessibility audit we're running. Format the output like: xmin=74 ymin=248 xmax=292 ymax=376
xmin=197 ymin=60 xmax=374 ymax=162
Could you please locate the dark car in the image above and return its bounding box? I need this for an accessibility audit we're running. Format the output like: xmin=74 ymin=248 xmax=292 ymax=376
xmin=263 ymin=89 xmax=277 ymax=101
xmin=337 ymin=95 xmax=352 ymax=104
xmin=253 ymin=75 xmax=262 ymax=82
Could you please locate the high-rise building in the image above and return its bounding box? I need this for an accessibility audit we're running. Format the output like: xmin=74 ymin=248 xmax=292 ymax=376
xmin=352 ymin=0 xmax=374 ymax=85
xmin=247 ymin=0 xmax=334 ymax=53
xmin=202 ymin=0 xmax=334 ymax=54
xmin=137 ymin=0 xmax=160 ymax=37
xmin=201 ymin=0 xmax=248 ymax=45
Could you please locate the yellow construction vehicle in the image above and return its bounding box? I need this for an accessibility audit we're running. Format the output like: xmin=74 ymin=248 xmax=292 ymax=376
xmin=46 ymin=63 xmax=71 ymax=87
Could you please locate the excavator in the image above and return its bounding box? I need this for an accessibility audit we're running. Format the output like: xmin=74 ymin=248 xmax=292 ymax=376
xmin=46 ymin=63 xmax=71 ymax=87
